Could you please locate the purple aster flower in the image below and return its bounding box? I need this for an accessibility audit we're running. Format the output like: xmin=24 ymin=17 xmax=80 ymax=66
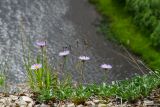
xmin=31 ymin=64 xmax=42 ymax=70
xmin=78 ymin=56 xmax=90 ymax=61
xmin=36 ymin=41 xmax=46 ymax=47
xmin=100 ymin=64 xmax=112 ymax=70
xmin=59 ymin=50 xmax=70 ymax=57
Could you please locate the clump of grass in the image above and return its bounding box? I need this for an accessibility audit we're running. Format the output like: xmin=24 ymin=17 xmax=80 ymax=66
xmin=88 ymin=73 xmax=160 ymax=102
xmin=114 ymin=74 xmax=160 ymax=101
xmin=0 ymin=73 xmax=6 ymax=93
xmin=0 ymin=63 xmax=7 ymax=89
xmin=24 ymin=41 xmax=52 ymax=92
xmin=0 ymin=74 xmax=5 ymax=87
xmin=71 ymin=85 xmax=92 ymax=105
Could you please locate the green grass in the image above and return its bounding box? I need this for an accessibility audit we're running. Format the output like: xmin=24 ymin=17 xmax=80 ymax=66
xmin=0 ymin=74 xmax=5 ymax=86
xmin=90 ymin=0 xmax=160 ymax=70
xmin=37 ymin=73 xmax=160 ymax=103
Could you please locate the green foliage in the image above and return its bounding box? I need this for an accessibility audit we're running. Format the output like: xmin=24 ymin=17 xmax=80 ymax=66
xmin=38 ymin=88 xmax=54 ymax=102
xmin=36 ymin=72 xmax=160 ymax=103
xmin=90 ymin=0 xmax=160 ymax=70
xmin=117 ymin=0 xmax=160 ymax=47
xmin=125 ymin=0 xmax=160 ymax=25
xmin=54 ymin=78 xmax=73 ymax=100
xmin=0 ymin=74 xmax=5 ymax=86
xmin=0 ymin=61 xmax=7 ymax=88
xmin=71 ymin=86 xmax=92 ymax=105
xmin=88 ymin=74 xmax=160 ymax=102
xmin=93 ymin=83 xmax=118 ymax=98
xmin=110 ymin=0 xmax=160 ymax=47
xmin=114 ymin=74 xmax=160 ymax=101
xmin=151 ymin=22 xmax=160 ymax=47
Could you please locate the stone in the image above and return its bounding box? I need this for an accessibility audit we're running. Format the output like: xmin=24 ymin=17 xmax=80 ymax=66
xmin=93 ymin=99 xmax=106 ymax=104
xmin=9 ymin=95 xmax=19 ymax=101
xmin=85 ymin=101 xmax=95 ymax=106
xmin=143 ymin=100 xmax=154 ymax=106
xmin=93 ymin=99 xmax=100 ymax=104
xmin=77 ymin=104 xmax=84 ymax=107
xmin=15 ymin=99 xmax=27 ymax=106
xmin=28 ymin=103 xmax=34 ymax=107
xmin=60 ymin=104 xmax=67 ymax=107
xmin=0 ymin=98 xmax=12 ymax=106
xmin=98 ymin=104 xmax=107 ymax=107
xmin=67 ymin=103 xmax=75 ymax=107
xmin=85 ymin=101 xmax=92 ymax=104
xmin=0 ymin=98 xmax=6 ymax=103
xmin=20 ymin=96 xmax=33 ymax=103
xmin=107 ymin=102 xmax=113 ymax=106
xmin=0 ymin=103 xmax=5 ymax=107
xmin=53 ymin=103 xmax=58 ymax=107
xmin=9 ymin=103 xmax=19 ymax=107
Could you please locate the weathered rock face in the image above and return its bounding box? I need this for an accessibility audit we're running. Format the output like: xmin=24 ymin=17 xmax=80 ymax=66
xmin=0 ymin=0 xmax=74 ymax=84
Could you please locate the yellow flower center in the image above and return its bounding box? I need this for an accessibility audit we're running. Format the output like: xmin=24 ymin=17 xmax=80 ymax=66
xmin=35 ymin=65 xmax=39 ymax=69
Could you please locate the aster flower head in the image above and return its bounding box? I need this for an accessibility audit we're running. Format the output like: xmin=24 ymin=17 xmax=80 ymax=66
xmin=31 ymin=64 xmax=42 ymax=70
xmin=36 ymin=41 xmax=46 ymax=47
xmin=100 ymin=64 xmax=112 ymax=70
xmin=59 ymin=50 xmax=70 ymax=57
xmin=78 ymin=56 xmax=90 ymax=61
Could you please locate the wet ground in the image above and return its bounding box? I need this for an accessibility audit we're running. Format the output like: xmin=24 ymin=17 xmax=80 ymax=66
xmin=0 ymin=0 xmax=148 ymax=88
